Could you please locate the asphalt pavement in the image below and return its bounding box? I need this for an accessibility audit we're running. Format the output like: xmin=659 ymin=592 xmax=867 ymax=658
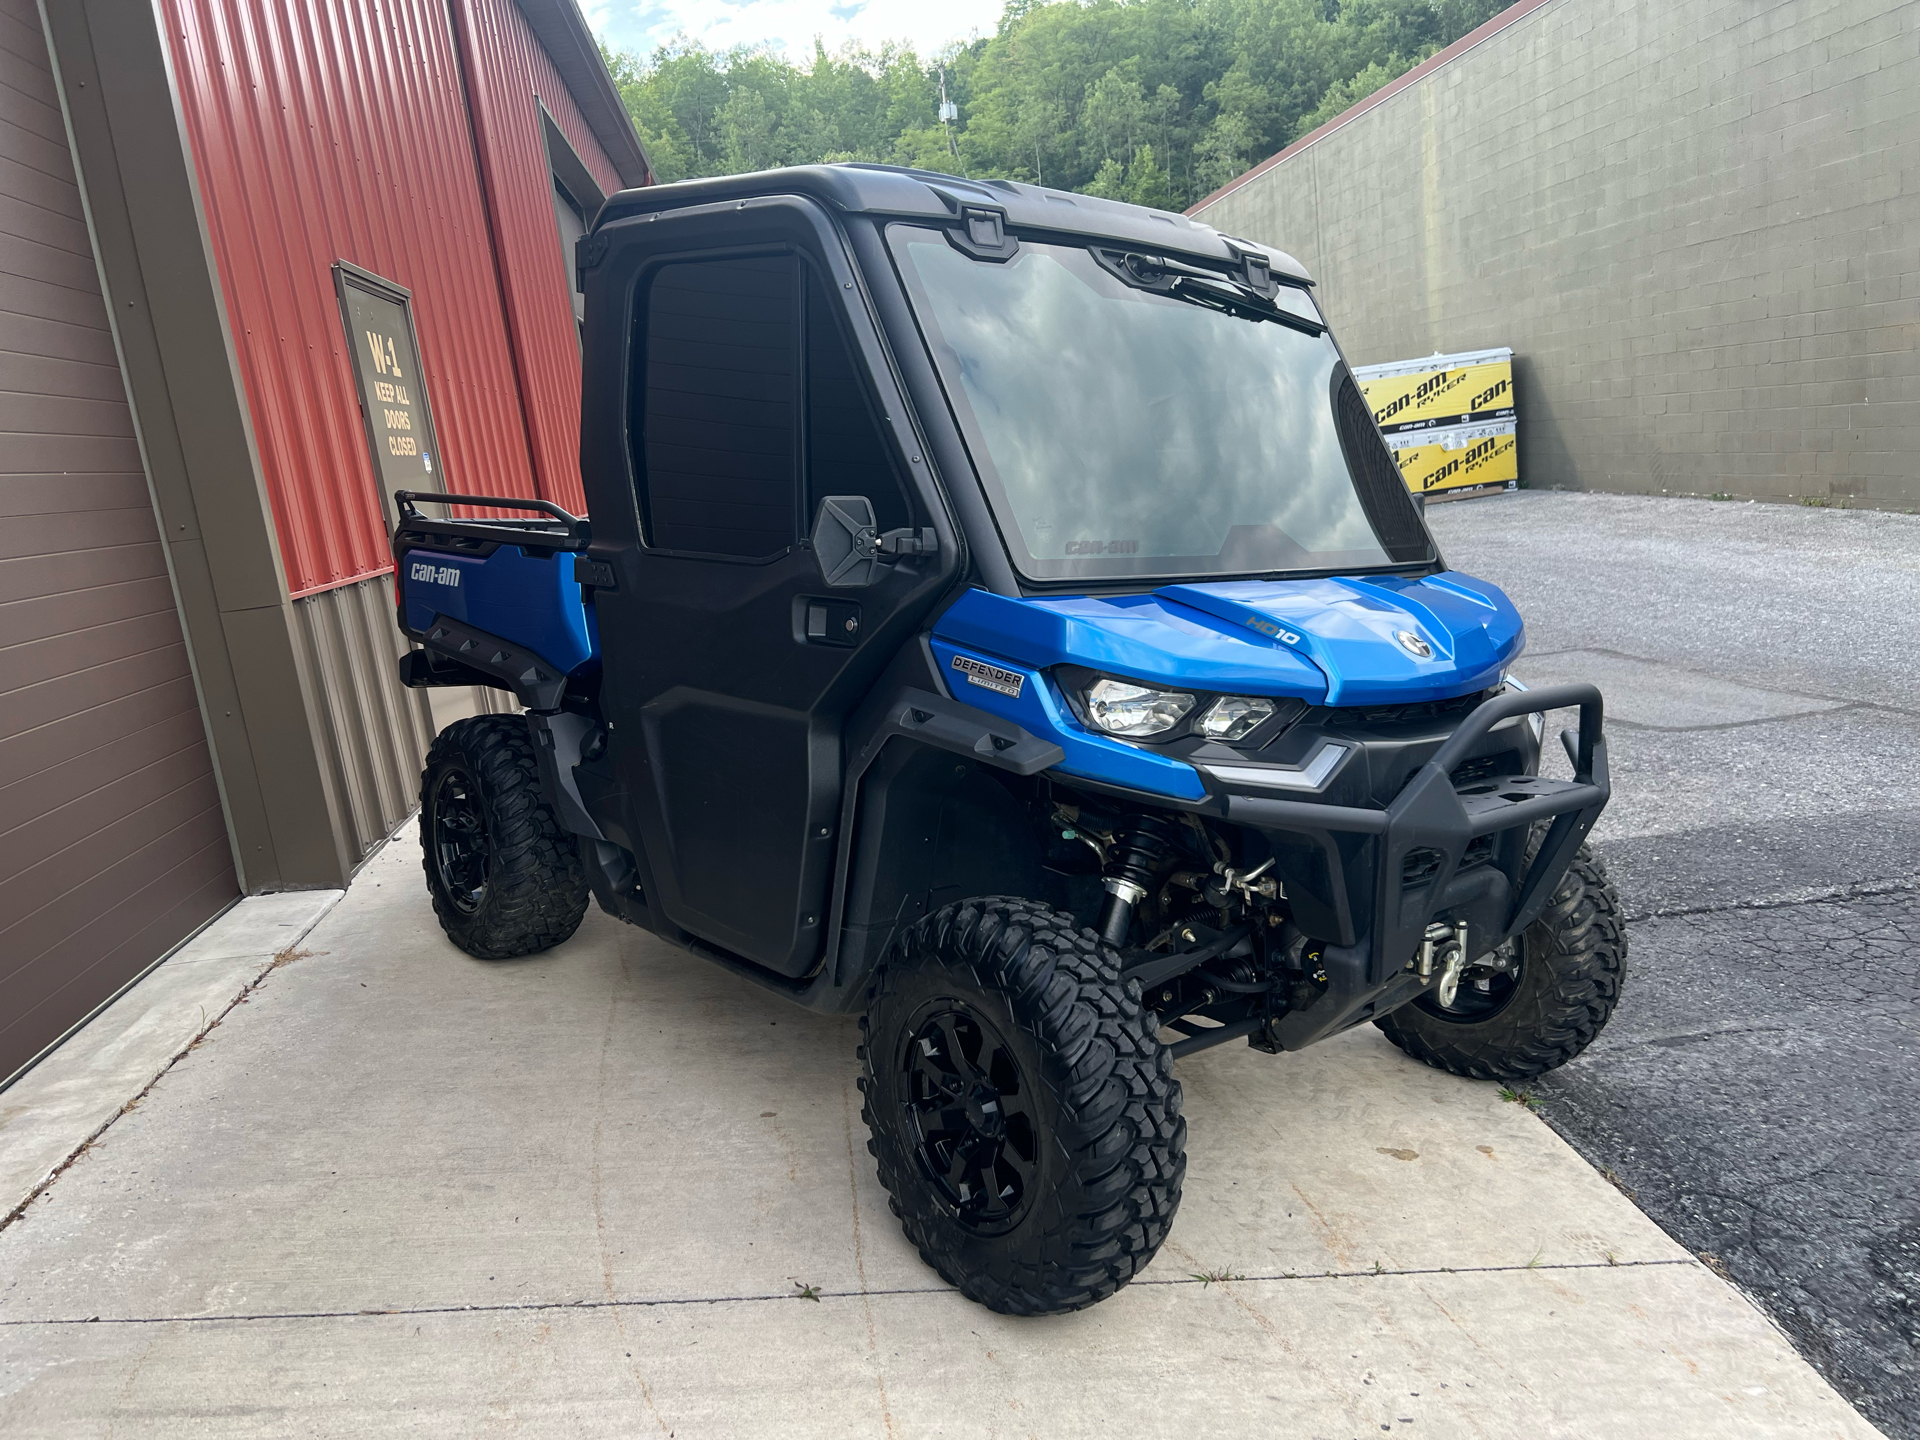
xmin=1429 ymin=491 xmax=1919 ymax=1438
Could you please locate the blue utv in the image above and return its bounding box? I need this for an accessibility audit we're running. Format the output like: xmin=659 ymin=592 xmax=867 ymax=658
xmin=389 ymin=165 xmax=1625 ymax=1317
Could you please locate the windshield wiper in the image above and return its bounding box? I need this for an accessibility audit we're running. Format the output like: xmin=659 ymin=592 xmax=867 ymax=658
xmin=1165 ymin=275 xmax=1324 ymax=334
xmin=1091 ymin=247 xmax=1325 ymax=336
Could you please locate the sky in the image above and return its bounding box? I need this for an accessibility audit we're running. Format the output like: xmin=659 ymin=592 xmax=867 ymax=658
xmin=583 ymin=0 xmax=1008 ymax=63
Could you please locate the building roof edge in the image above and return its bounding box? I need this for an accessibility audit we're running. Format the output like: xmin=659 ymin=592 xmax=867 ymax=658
xmin=516 ymin=0 xmax=653 ymax=188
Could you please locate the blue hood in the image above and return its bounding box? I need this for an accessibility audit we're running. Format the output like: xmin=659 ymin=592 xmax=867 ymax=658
xmin=931 ymin=572 xmax=1523 ymax=707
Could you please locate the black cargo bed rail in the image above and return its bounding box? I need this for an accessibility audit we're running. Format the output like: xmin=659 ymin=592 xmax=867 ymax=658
xmin=393 ymin=490 xmax=591 ymax=554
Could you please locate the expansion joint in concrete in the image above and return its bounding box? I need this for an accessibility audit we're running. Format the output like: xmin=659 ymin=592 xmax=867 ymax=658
xmin=0 ymin=1258 xmax=1707 ymax=1328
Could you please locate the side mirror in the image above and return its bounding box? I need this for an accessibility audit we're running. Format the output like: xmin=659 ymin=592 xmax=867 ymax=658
xmin=812 ymin=496 xmax=880 ymax=588
xmin=811 ymin=496 xmax=942 ymax=588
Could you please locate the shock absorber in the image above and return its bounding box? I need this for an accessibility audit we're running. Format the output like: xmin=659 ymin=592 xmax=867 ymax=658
xmin=1097 ymin=815 xmax=1186 ymax=949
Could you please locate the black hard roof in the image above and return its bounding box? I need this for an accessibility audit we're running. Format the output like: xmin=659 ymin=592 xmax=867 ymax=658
xmin=594 ymin=163 xmax=1312 ymax=285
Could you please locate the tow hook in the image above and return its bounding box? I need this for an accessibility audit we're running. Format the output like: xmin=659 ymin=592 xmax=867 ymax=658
xmin=1415 ymin=921 xmax=1470 ymax=1007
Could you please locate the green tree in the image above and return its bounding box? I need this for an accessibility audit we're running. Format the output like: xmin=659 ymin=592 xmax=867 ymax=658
xmin=1289 ymin=57 xmax=1403 ymax=142
xmin=1082 ymin=156 xmax=1127 ymax=199
xmin=1124 ymin=143 xmax=1172 ymax=210
xmin=604 ymin=0 xmax=1511 ymax=210
xmin=1194 ymin=110 xmax=1255 ymax=199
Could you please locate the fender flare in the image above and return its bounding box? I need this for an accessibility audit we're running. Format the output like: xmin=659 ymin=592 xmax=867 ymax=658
xmin=812 ymin=686 xmax=1063 ymax=1004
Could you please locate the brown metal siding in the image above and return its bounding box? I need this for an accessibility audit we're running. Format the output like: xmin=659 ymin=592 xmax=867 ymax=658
xmin=0 ymin=0 xmax=237 ymax=1082
xmin=290 ymin=579 xmax=428 ymax=856
xmin=286 ymin=578 xmax=514 ymax=863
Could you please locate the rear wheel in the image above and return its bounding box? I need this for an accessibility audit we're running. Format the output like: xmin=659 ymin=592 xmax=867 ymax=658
xmin=860 ymin=897 xmax=1185 ymax=1315
xmin=1375 ymin=840 xmax=1625 ymax=1080
xmin=420 ymin=714 xmax=588 ymax=959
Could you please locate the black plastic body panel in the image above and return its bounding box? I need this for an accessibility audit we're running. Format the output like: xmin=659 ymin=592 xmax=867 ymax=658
xmin=575 ymin=195 xmax=966 ymax=981
xmin=410 ymin=615 xmax=570 ymax=711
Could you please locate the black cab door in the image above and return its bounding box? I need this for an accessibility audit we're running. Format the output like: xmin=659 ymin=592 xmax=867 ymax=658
xmin=578 ymin=199 xmax=958 ymax=977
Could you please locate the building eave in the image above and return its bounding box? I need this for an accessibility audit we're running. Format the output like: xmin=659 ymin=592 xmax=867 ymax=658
xmin=515 ymin=0 xmax=652 ymax=188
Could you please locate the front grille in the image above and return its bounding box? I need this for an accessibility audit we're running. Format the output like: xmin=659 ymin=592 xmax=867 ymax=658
xmin=1401 ymin=836 xmax=1496 ymax=889
xmin=1328 ymin=688 xmax=1497 ymax=730
xmin=1449 ymin=755 xmax=1501 ymax=787
xmin=1402 ymin=847 xmax=1444 ymax=887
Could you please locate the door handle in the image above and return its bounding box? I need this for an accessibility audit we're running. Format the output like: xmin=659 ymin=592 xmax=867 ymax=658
xmin=803 ymin=598 xmax=861 ymax=648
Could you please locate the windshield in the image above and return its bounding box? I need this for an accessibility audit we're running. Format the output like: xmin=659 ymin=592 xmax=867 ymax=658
xmin=891 ymin=227 xmax=1420 ymax=582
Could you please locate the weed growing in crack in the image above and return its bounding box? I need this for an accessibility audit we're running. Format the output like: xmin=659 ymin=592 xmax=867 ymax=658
xmin=792 ymin=1281 xmax=821 ymax=1301
xmin=1190 ymin=1268 xmax=1243 ymax=1286
xmin=1499 ymin=1086 xmax=1539 ymax=1109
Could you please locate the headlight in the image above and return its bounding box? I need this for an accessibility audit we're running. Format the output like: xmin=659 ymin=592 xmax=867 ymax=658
xmin=1084 ymin=678 xmax=1195 ymax=737
xmin=1196 ymin=695 xmax=1275 ymax=741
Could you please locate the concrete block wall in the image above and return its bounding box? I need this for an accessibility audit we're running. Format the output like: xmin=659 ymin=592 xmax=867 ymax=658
xmin=1193 ymin=0 xmax=1918 ymax=509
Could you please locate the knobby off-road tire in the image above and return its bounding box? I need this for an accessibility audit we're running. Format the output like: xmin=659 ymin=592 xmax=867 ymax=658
xmin=419 ymin=714 xmax=589 ymax=960
xmin=860 ymin=897 xmax=1185 ymax=1316
xmin=1376 ymin=839 xmax=1625 ymax=1081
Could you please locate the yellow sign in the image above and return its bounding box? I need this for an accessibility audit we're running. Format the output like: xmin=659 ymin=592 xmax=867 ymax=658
xmin=1354 ymin=347 xmax=1514 ymax=434
xmin=1385 ymin=422 xmax=1518 ymax=495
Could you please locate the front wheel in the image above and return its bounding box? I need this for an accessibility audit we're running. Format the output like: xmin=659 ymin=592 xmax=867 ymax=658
xmin=419 ymin=714 xmax=589 ymax=959
xmin=1375 ymin=840 xmax=1626 ymax=1081
xmin=860 ymin=898 xmax=1185 ymax=1315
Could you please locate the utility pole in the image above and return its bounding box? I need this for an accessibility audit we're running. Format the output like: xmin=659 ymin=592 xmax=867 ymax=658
xmin=939 ymin=68 xmax=960 ymax=165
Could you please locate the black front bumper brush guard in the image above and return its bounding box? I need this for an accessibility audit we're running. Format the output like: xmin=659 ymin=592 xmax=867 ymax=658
xmin=1225 ymin=683 xmax=1608 ymax=996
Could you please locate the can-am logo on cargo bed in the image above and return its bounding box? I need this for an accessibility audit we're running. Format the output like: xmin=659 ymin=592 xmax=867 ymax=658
xmin=950 ymin=654 xmax=1024 ymax=698
xmin=1243 ymin=616 xmax=1302 ymax=646
xmin=409 ymin=560 xmax=460 ymax=587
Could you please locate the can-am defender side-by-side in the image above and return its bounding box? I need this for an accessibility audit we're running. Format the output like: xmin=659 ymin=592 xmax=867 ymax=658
xmin=390 ymin=165 xmax=1624 ymax=1316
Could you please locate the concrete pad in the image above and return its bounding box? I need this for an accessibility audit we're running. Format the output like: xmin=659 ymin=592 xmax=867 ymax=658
xmin=0 ymin=1264 xmax=1885 ymax=1438
xmin=1516 ymin=649 xmax=1848 ymax=731
xmin=0 ymin=829 xmax=1881 ymax=1435
xmin=0 ymin=889 xmax=341 ymax=1220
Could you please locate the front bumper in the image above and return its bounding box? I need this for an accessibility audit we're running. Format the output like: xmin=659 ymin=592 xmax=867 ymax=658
xmin=1220 ymin=683 xmax=1610 ymax=1049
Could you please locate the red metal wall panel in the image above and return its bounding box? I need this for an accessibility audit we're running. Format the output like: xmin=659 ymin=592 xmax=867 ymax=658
xmin=451 ymin=0 xmax=623 ymax=514
xmin=161 ymin=0 xmax=590 ymax=596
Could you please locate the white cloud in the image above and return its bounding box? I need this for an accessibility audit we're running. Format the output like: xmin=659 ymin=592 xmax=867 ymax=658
xmin=586 ymin=0 xmax=1005 ymax=63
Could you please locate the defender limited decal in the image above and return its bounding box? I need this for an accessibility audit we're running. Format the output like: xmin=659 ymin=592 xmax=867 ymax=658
xmin=951 ymin=654 xmax=1024 ymax=698
xmin=409 ymin=561 xmax=461 ymax=588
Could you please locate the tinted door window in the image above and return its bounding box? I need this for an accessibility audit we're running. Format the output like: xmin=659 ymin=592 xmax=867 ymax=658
xmin=636 ymin=255 xmax=800 ymax=559
xmin=804 ymin=269 xmax=910 ymax=533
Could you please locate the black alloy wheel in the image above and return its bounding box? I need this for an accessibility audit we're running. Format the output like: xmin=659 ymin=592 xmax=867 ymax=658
xmin=429 ymin=765 xmax=489 ymax=915
xmin=860 ymin=896 xmax=1185 ymax=1315
xmin=901 ymin=1003 xmax=1039 ymax=1236
xmin=418 ymin=714 xmax=590 ymax=959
